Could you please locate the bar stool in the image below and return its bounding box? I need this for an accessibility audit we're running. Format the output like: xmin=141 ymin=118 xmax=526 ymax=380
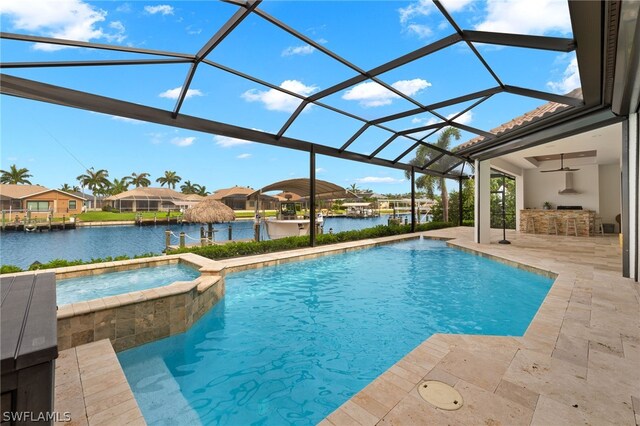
xmin=546 ymin=215 xmax=558 ymax=235
xmin=565 ymin=216 xmax=578 ymax=236
xmin=593 ymin=215 xmax=604 ymax=236
xmin=525 ymin=216 xmax=536 ymax=234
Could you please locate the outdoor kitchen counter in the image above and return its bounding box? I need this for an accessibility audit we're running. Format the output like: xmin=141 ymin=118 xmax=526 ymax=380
xmin=520 ymin=209 xmax=596 ymax=236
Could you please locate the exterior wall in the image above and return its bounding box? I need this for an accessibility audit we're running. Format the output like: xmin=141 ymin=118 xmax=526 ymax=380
xmin=598 ymin=164 xmax=622 ymax=231
xmin=23 ymin=190 xmax=84 ymax=217
xmin=51 ymin=254 xmax=225 ymax=352
xmin=523 ymin=165 xmax=600 ymax=211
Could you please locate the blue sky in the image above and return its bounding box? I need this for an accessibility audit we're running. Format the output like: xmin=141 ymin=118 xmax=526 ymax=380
xmin=0 ymin=0 xmax=579 ymax=194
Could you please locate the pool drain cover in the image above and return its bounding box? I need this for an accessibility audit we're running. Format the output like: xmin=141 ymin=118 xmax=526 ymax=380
xmin=418 ymin=381 xmax=463 ymax=410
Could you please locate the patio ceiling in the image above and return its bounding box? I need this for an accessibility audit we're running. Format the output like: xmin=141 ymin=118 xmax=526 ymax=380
xmin=0 ymin=0 xmax=626 ymax=180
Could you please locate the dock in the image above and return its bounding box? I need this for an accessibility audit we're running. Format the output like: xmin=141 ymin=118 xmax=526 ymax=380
xmin=167 ymin=238 xmax=254 ymax=251
xmin=1 ymin=222 xmax=77 ymax=232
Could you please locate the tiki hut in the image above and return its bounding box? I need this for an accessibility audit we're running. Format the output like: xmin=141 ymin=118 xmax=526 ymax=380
xmin=183 ymin=198 xmax=236 ymax=242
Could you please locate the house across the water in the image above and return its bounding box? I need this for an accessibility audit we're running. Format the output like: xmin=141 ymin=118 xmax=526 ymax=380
xmin=0 ymin=184 xmax=85 ymax=219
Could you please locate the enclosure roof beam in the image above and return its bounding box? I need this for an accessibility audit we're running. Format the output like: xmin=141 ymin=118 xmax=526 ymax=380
xmin=0 ymin=74 xmax=464 ymax=179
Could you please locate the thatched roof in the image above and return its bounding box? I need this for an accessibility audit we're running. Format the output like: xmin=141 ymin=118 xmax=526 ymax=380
xmin=183 ymin=198 xmax=235 ymax=223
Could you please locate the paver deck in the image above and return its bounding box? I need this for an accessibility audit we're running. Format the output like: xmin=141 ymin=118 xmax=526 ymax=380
xmin=54 ymin=339 xmax=145 ymax=426
xmin=323 ymin=227 xmax=640 ymax=426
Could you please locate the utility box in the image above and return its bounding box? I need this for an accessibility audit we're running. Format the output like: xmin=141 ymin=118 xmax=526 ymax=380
xmin=1 ymin=273 xmax=58 ymax=425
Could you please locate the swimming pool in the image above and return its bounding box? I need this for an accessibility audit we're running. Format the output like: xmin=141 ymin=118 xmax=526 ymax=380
xmin=56 ymin=263 xmax=200 ymax=306
xmin=118 ymin=239 xmax=553 ymax=425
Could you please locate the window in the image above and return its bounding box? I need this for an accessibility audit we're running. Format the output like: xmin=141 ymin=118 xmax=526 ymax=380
xmin=68 ymin=200 xmax=77 ymax=210
xmin=27 ymin=201 xmax=49 ymax=211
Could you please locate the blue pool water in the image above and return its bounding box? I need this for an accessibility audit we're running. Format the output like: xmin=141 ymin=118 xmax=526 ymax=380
xmin=118 ymin=239 xmax=553 ymax=425
xmin=1 ymin=215 xmax=410 ymax=269
xmin=56 ymin=263 xmax=200 ymax=306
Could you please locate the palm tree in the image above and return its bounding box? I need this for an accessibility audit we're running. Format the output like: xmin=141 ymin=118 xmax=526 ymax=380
xmin=0 ymin=165 xmax=32 ymax=184
xmin=130 ymin=172 xmax=151 ymax=188
xmin=77 ymin=168 xmax=110 ymax=208
xmin=59 ymin=183 xmax=79 ymax=193
xmin=405 ymin=127 xmax=461 ymax=222
xmin=109 ymin=178 xmax=130 ymax=195
xmin=156 ymin=171 xmax=181 ymax=189
xmin=194 ymin=184 xmax=209 ymax=196
xmin=180 ymin=180 xmax=198 ymax=194
xmin=348 ymin=183 xmax=359 ymax=195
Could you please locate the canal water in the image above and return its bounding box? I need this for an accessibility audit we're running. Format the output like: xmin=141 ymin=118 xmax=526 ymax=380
xmin=1 ymin=215 xmax=421 ymax=269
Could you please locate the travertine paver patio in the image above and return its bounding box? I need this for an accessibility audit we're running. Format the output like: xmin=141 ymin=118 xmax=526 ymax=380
xmin=321 ymin=228 xmax=640 ymax=426
xmin=51 ymin=227 xmax=639 ymax=425
xmin=323 ymin=227 xmax=640 ymax=426
xmin=54 ymin=339 xmax=144 ymax=426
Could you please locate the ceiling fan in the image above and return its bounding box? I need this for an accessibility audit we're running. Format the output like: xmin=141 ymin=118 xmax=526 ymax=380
xmin=540 ymin=154 xmax=580 ymax=173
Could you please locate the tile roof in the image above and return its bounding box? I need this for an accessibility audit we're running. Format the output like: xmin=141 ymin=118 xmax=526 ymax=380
xmin=209 ymin=186 xmax=255 ymax=200
xmin=455 ymin=88 xmax=583 ymax=152
xmin=0 ymin=184 xmax=86 ymax=200
xmin=104 ymin=187 xmax=186 ymax=201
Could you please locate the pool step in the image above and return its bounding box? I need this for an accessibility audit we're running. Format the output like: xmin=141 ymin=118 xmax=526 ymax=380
xmin=54 ymin=339 xmax=145 ymax=425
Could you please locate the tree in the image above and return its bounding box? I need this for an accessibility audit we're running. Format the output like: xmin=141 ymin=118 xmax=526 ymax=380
xmin=109 ymin=178 xmax=130 ymax=196
xmin=130 ymin=172 xmax=151 ymax=188
xmin=77 ymin=168 xmax=110 ymax=208
xmin=194 ymin=184 xmax=210 ymax=196
xmin=0 ymin=164 xmax=33 ymax=184
xmin=59 ymin=183 xmax=79 ymax=193
xmin=180 ymin=180 xmax=198 ymax=194
xmin=156 ymin=171 xmax=181 ymax=189
xmin=405 ymin=127 xmax=461 ymax=222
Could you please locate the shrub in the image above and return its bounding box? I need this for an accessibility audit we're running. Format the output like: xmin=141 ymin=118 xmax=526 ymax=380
xmin=172 ymin=222 xmax=454 ymax=260
xmin=101 ymin=205 xmax=115 ymax=212
xmin=0 ymin=252 xmax=160 ymax=274
xmin=1 ymin=265 xmax=23 ymax=274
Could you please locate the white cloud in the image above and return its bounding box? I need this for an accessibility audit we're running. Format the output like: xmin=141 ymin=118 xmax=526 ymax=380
xmin=317 ymin=38 xmax=328 ymax=44
xmin=236 ymin=153 xmax=252 ymax=159
xmin=111 ymin=115 xmax=143 ymax=124
xmin=171 ymin=136 xmax=195 ymax=147
xmin=282 ymin=45 xmax=315 ymax=57
xmin=144 ymin=5 xmax=174 ymax=15
xmin=398 ymin=0 xmax=434 ymax=24
xmin=159 ymin=87 xmax=203 ymax=100
xmin=104 ymin=21 xmax=126 ymax=43
xmin=242 ymin=80 xmax=318 ymax=113
xmin=342 ymin=79 xmax=431 ymax=107
xmin=1 ymin=0 xmax=126 ymax=51
xmin=447 ymin=110 xmax=473 ymax=125
xmin=148 ymin=132 xmax=165 ymax=144
xmin=316 ymin=167 xmax=326 ymax=173
xmin=355 ymin=176 xmax=405 ymax=184
xmin=475 ymin=0 xmax=571 ymax=35
xmin=214 ymin=135 xmax=252 ymax=147
xmin=547 ymin=56 xmax=580 ymax=94
xmin=440 ymin=0 xmax=475 ymax=12
xmin=406 ymin=24 xmax=432 ymax=39
xmin=115 ymin=3 xmax=131 ymax=13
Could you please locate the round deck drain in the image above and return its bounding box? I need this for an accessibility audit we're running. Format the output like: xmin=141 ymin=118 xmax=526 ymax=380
xmin=418 ymin=381 xmax=463 ymax=410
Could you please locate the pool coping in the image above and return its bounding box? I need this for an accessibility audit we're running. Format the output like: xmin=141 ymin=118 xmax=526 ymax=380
xmin=322 ymin=228 xmax=639 ymax=426
xmin=22 ymin=228 xmax=638 ymax=424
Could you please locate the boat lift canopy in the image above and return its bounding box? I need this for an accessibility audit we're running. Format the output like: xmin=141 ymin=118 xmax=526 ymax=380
xmin=248 ymin=179 xmax=355 ymax=201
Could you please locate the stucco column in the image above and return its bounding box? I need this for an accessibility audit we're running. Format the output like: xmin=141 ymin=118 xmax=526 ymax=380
xmin=474 ymin=159 xmax=491 ymax=244
xmin=515 ymin=174 xmax=524 ymax=231
xmin=132 ymin=200 xmax=137 ymax=212
xmin=622 ymin=113 xmax=639 ymax=281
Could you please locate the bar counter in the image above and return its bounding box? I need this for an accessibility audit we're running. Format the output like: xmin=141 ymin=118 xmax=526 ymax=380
xmin=520 ymin=209 xmax=595 ymax=237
